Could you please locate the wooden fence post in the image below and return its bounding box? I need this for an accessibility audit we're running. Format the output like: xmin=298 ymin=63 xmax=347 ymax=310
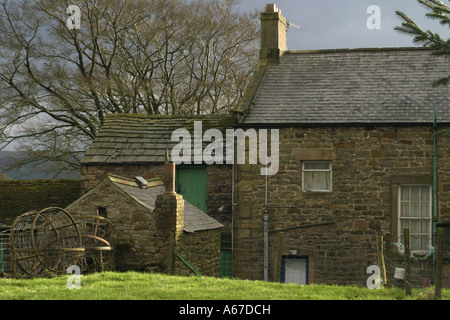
xmin=376 ymin=234 xmax=387 ymax=287
xmin=404 ymin=227 xmax=412 ymax=296
xmin=276 ymin=232 xmax=284 ymax=282
xmin=435 ymin=228 xmax=444 ymax=300
xmin=385 ymin=233 xmax=391 ymax=287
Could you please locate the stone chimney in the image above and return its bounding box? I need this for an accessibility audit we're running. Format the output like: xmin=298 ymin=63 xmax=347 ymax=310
xmin=153 ymin=154 xmax=184 ymax=274
xmin=260 ymin=4 xmax=287 ymax=62
xmin=155 ymin=153 xmax=184 ymax=235
xmin=155 ymin=192 xmax=184 ymax=234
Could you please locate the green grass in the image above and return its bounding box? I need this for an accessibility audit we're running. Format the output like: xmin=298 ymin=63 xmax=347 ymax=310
xmin=0 ymin=271 xmax=448 ymax=300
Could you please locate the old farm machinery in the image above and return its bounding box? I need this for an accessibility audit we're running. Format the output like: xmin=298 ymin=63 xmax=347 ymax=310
xmin=9 ymin=207 xmax=113 ymax=277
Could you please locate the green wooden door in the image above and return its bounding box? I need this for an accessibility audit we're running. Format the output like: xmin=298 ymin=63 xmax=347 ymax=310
xmin=219 ymin=249 xmax=232 ymax=278
xmin=176 ymin=166 xmax=208 ymax=213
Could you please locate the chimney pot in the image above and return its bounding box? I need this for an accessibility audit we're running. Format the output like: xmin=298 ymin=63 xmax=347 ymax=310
xmin=164 ymin=163 xmax=176 ymax=194
xmin=265 ymin=4 xmax=279 ymax=13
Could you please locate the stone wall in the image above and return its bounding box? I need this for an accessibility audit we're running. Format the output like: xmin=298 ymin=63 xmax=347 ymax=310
xmin=0 ymin=179 xmax=81 ymax=228
xmin=233 ymin=125 xmax=450 ymax=286
xmin=206 ymin=165 xmax=233 ymax=230
xmin=66 ymin=179 xmax=221 ymax=276
xmin=66 ymin=179 xmax=165 ymax=271
xmin=154 ymin=193 xmax=221 ymax=277
xmin=174 ymin=229 xmax=221 ymax=277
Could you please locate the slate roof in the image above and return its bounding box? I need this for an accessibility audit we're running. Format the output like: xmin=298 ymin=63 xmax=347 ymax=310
xmin=107 ymin=174 xmax=223 ymax=233
xmin=241 ymin=47 xmax=450 ymax=125
xmin=81 ymin=114 xmax=236 ymax=165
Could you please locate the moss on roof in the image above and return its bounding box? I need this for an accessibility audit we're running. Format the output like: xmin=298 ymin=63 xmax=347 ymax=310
xmin=82 ymin=113 xmax=237 ymax=164
xmin=240 ymin=47 xmax=450 ymax=125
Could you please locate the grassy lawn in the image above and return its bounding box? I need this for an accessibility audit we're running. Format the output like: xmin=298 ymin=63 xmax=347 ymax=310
xmin=0 ymin=271 xmax=448 ymax=300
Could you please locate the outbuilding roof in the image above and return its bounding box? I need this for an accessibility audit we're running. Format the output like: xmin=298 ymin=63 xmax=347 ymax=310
xmin=240 ymin=47 xmax=450 ymax=125
xmin=81 ymin=114 xmax=235 ymax=165
xmin=73 ymin=174 xmax=223 ymax=233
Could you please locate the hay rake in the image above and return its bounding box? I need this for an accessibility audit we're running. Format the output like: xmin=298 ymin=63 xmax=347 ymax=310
xmin=10 ymin=207 xmax=84 ymax=276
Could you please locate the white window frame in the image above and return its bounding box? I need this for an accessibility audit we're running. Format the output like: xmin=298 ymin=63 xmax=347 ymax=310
xmin=398 ymin=184 xmax=432 ymax=254
xmin=302 ymin=160 xmax=332 ymax=192
xmin=281 ymin=255 xmax=309 ymax=285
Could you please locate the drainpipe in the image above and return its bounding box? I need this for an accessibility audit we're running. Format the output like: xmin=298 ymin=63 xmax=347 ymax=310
xmin=264 ymin=171 xmax=268 ymax=281
xmin=432 ymin=108 xmax=438 ymax=284
xmin=231 ymin=164 xmax=235 ymax=277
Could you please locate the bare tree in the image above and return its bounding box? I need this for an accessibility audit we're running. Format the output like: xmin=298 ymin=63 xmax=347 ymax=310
xmin=0 ymin=0 xmax=259 ymax=175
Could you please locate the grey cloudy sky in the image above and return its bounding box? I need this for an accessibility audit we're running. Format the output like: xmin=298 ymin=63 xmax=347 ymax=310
xmin=236 ymin=0 xmax=450 ymax=50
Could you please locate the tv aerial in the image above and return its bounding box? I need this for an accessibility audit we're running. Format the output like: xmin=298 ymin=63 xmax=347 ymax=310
xmin=287 ymin=20 xmax=301 ymax=30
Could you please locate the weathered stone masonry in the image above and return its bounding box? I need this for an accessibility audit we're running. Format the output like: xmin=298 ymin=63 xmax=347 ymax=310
xmin=67 ymin=174 xmax=222 ymax=276
xmin=81 ymin=163 xmax=232 ymax=229
xmin=0 ymin=179 xmax=81 ymax=228
xmin=233 ymin=125 xmax=450 ymax=285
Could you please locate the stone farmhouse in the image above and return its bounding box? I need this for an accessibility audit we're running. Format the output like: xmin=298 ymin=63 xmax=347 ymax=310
xmin=77 ymin=3 xmax=450 ymax=286
xmin=231 ymin=4 xmax=450 ymax=285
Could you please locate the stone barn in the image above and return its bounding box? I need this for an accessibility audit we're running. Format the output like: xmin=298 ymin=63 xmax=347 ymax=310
xmin=66 ymin=171 xmax=223 ymax=276
xmin=80 ymin=114 xmax=235 ymax=277
xmin=80 ymin=114 xmax=235 ymax=229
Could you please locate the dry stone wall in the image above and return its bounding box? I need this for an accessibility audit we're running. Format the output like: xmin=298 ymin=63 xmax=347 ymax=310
xmin=0 ymin=179 xmax=81 ymax=228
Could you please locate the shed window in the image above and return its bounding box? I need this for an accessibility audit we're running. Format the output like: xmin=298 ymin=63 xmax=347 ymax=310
xmin=302 ymin=161 xmax=332 ymax=192
xmin=97 ymin=207 xmax=107 ymax=218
